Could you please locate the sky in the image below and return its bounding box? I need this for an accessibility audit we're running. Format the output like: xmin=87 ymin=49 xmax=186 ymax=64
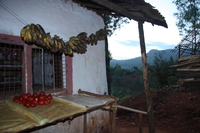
xmin=108 ymin=0 xmax=183 ymax=60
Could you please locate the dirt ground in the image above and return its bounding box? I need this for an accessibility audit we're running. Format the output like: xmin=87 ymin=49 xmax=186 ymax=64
xmin=115 ymin=90 xmax=200 ymax=133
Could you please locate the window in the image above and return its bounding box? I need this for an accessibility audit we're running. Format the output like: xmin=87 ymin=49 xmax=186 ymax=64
xmin=32 ymin=48 xmax=65 ymax=93
xmin=0 ymin=42 xmax=23 ymax=101
xmin=0 ymin=34 xmax=72 ymax=102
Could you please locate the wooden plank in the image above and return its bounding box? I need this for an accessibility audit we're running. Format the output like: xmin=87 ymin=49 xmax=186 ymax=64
xmin=178 ymin=78 xmax=200 ymax=82
xmin=177 ymin=55 xmax=200 ymax=62
xmin=91 ymin=0 xmax=141 ymax=20
xmin=117 ymin=105 xmax=147 ymax=114
xmin=169 ymin=59 xmax=200 ymax=68
xmin=177 ymin=73 xmax=200 ymax=79
xmin=177 ymin=68 xmax=200 ymax=71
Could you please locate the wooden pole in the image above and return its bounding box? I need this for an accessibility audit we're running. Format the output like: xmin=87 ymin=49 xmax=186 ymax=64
xmin=138 ymin=21 xmax=155 ymax=133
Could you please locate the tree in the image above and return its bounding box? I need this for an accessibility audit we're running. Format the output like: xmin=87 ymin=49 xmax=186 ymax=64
xmin=173 ymin=0 xmax=200 ymax=55
xmin=173 ymin=0 xmax=200 ymax=36
xmin=103 ymin=15 xmax=130 ymax=35
xmin=103 ymin=15 xmax=130 ymax=94
xmin=114 ymin=64 xmax=123 ymax=76
xmin=149 ymin=52 xmax=177 ymax=89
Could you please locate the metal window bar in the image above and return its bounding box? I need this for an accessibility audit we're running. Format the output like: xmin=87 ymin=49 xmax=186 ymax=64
xmin=0 ymin=43 xmax=23 ymax=102
xmin=32 ymin=48 xmax=63 ymax=93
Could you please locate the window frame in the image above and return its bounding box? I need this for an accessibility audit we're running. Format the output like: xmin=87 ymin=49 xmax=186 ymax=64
xmin=0 ymin=34 xmax=72 ymax=99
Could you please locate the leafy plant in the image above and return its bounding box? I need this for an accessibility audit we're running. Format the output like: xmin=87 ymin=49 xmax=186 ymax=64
xmin=148 ymin=52 xmax=177 ymax=90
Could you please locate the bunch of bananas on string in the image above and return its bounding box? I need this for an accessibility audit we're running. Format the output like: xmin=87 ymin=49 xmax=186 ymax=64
xmin=20 ymin=23 xmax=110 ymax=56
xmin=87 ymin=28 xmax=110 ymax=46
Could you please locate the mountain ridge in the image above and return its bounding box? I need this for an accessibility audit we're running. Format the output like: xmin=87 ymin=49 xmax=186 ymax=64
xmin=110 ymin=49 xmax=178 ymax=69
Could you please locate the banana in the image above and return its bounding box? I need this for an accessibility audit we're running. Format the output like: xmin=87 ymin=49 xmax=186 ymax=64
xmin=88 ymin=33 xmax=95 ymax=45
xmin=95 ymin=31 xmax=101 ymax=40
xmin=35 ymin=24 xmax=46 ymax=38
xmin=68 ymin=41 xmax=77 ymax=50
xmin=54 ymin=39 xmax=59 ymax=50
xmin=50 ymin=38 xmax=58 ymax=52
xmin=33 ymin=24 xmax=42 ymax=38
xmin=86 ymin=37 xmax=91 ymax=44
xmin=57 ymin=39 xmax=64 ymax=53
xmin=89 ymin=33 xmax=98 ymax=45
xmin=64 ymin=42 xmax=73 ymax=55
xmin=20 ymin=25 xmax=29 ymax=40
xmin=77 ymin=32 xmax=88 ymax=41
xmin=23 ymin=26 xmax=33 ymax=44
xmin=20 ymin=25 xmax=114 ymax=55
xmin=79 ymin=39 xmax=87 ymax=46
xmin=69 ymin=36 xmax=80 ymax=43
xmin=45 ymin=33 xmax=53 ymax=47
xmin=43 ymin=35 xmax=52 ymax=49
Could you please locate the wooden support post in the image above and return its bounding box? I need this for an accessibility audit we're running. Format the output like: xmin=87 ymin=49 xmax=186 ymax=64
xmin=110 ymin=102 xmax=117 ymax=133
xmin=138 ymin=21 xmax=155 ymax=133
xmin=139 ymin=113 xmax=143 ymax=133
xmin=83 ymin=113 xmax=87 ymax=133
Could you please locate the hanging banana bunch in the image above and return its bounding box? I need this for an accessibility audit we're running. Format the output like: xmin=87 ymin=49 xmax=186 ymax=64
xmin=87 ymin=29 xmax=110 ymax=46
xmin=20 ymin=23 xmax=110 ymax=56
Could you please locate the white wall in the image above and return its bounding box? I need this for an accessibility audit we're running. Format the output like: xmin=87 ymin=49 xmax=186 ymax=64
xmin=0 ymin=0 xmax=108 ymax=95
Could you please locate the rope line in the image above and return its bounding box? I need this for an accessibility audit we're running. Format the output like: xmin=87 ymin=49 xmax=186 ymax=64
xmin=0 ymin=1 xmax=28 ymax=25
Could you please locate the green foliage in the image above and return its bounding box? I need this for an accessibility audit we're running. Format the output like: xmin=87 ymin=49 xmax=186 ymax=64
xmin=148 ymin=52 xmax=177 ymax=89
xmin=173 ymin=0 xmax=200 ymax=36
xmin=113 ymin=64 xmax=123 ymax=76
xmin=109 ymin=52 xmax=178 ymax=102
xmin=103 ymin=15 xmax=130 ymax=36
xmin=111 ymin=87 xmax=137 ymax=104
xmin=109 ymin=64 xmax=144 ymax=103
xmin=106 ymin=50 xmax=112 ymax=61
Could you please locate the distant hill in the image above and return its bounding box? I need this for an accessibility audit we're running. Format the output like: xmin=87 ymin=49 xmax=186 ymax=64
xmin=110 ymin=49 xmax=178 ymax=69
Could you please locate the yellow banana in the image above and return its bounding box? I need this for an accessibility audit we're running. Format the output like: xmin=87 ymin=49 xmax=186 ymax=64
xmin=68 ymin=41 xmax=77 ymax=50
xmin=23 ymin=26 xmax=33 ymax=44
xmin=20 ymin=25 xmax=29 ymax=40
xmin=35 ymin=24 xmax=46 ymax=38
xmin=77 ymin=32 xmax=88 ymax=41
xmin=69 ymin=36 xmax=80 ymax=43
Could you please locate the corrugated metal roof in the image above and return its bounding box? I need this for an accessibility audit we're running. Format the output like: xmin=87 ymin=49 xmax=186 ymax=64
xmin=72 ymin=0 xmax=168 ymax=28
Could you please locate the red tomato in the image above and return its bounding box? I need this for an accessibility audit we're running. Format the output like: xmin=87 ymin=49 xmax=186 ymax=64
xmin=20 ymin=94 xmax=28 ymax=99
xmin=33 ymin=93 xmax=38 ymax=97
xmin=13 ymin=98 xmax=19 ymax=103
xmin=24 ymin=95 xmax=28 ymax=99
xmin=34 ymin=96 xmax=39 ymax=101
xmin=25 ymin=102 xmax=31 ymax=107
xmin=39 ymin=95 xmax=45 ymax=100
xmin=19 ymin=96 xmax=23 ymax=101
xmin=38 ymin=100 xmax=44 ymax=105
xmin=30 ymin=103 xmax=36 ymax=107
xmin=44 ymin=99 xmax=50 ymax=105
xmin=26 ymin=93 xmax=31 ymax=97
xmin=18 ymin=101 xmax=24 ymax=106
xmin=20 ymin=94 xmax=25 ymax=99
xmin=33 ymin=100 xmax=38 ymax=105
xmin=47 ymin=94 xmax=53 ymax=100
xmin=27 ymin=96 xmax=34 ymax=101
xmin=44 ymin=95 xmax=48 ymax=99
xmin=22 ymin=99 xmax=27 ymax=104
xmin=14 ymin=96 xmax=19 ymax=100
xmin=40 ymin=91 xmax=45 ymax=96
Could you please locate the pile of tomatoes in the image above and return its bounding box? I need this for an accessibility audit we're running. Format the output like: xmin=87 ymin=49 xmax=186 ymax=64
xmin=13 ymin=91 xmax=53 ymax=107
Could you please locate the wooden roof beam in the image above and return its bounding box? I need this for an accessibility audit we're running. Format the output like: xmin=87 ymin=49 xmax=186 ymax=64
xmin=91 ymin=0 xmax=142 ymax=21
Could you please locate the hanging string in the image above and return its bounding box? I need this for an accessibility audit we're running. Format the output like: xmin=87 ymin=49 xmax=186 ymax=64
xmin=0 ymin=1 xmax=28 ymax=25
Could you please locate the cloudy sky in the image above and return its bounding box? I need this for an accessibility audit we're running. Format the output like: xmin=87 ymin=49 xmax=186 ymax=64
xmin=108 ymin=0 xmax=183 ymax=60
